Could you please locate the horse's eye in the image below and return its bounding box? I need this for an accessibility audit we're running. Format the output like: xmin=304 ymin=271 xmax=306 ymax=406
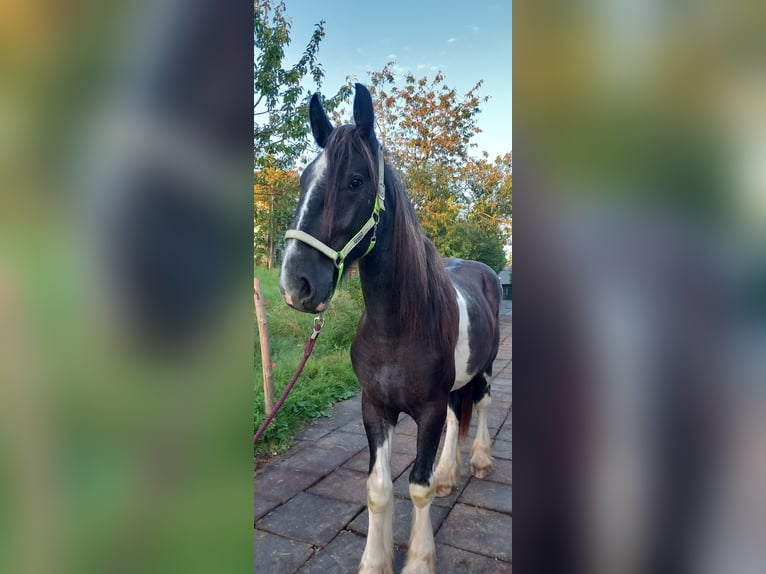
xmin=349 ymin=177 xmax=363 ymax=189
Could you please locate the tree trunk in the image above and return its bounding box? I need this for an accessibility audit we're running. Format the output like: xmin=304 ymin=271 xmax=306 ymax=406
xmin=254 ymin=278 xmax=274 ymax=414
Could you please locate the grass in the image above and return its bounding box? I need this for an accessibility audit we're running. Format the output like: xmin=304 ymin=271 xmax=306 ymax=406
xmin=254 ymin=266 xmax=365 ymax=457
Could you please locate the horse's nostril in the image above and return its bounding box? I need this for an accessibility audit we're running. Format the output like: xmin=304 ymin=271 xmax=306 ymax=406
xmin=297 ymin=276 xmax=313 ymax=301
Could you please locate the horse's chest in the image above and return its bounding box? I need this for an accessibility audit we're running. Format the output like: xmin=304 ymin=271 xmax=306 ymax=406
xmin=351 ymin=335 xmax=451 ymax=394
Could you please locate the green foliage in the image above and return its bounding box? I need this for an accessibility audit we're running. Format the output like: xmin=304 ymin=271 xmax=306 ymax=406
xmin=254 ymin=267 xmax=365 ymax=456
xmin=254 ymin=0 xmax=354 ymax=267
xmin=442 ymin=220 xmax=507 ymax=272
xmin=254 ymin=0 xmax=326 ymax=169
xmin=328 ymin=63 xmax=512 ymax=258
xmin=253 ymin=165 xmax=300 ymax=267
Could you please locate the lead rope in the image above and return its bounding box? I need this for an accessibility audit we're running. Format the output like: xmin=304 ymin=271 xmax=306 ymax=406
xmin=254 ymin=314 xmax=324 ymax=445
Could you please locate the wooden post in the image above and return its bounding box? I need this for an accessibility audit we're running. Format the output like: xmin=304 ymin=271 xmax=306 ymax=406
xmin=254 ymin=277 xmax=274 ymax=414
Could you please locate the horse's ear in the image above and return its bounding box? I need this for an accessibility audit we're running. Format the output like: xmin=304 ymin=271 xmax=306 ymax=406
xmin=309 ymin=93 xmax=333 ymax=148
xmin=353 ymin=83 xmax=375 ymax=144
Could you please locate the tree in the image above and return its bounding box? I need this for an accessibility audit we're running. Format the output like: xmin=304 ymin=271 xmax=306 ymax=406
xmin=254 ymin=1 xmax=356 ymax=267
xmin=329 ymin=63 xmax=512 ymax=262
xmin=254 ymin=0 xmax=325 ymax=169
xmin=254 ymin=163 xmax=299 ymax=267
xmin=444 ymin=220 xmax=507 ymax=272
xmin=463 ymin=152 xmax=513 ymax=244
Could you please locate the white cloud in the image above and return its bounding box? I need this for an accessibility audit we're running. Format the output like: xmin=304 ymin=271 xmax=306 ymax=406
xmin=417 ymin=63 xmax=427 ymax=70
xmin=387 ymin=53 xmax=397 ymax=60
xmin=392 ymin=63 xmax=409 ymax=76
xmin=356 ymin=47 xmax=365 ymax=55
xmin=447 ymin=37 xmax=457 ymax=44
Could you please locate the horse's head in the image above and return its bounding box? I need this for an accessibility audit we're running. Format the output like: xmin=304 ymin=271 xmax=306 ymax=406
xmin=279 ymin=83 xmax=385 ymax=313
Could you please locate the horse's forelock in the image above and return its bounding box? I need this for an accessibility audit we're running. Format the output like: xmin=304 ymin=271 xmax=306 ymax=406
xmin=320 ymin=126 xmax=378 ymax=236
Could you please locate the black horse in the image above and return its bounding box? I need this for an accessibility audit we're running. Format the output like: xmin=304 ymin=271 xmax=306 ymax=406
xmin=279 ymin=83 xmax=501 ymax=574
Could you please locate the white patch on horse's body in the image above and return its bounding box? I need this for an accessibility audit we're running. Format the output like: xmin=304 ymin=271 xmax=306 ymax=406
xmin=360 ymin=430 xmax=394 ymax=574
xmin=404 ymin=481 xmax=436 ymax=574
xmin=451 ymin=286 xmax=474 ymax=391
xmin=434 ymin=407 xmax=460 ymax=497
xmin=282 ymin=151 xmax=326 ymax=267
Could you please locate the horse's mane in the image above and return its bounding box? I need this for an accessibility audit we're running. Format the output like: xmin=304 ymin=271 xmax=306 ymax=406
xmin=323 ymin=125 xmax=458 ymax=353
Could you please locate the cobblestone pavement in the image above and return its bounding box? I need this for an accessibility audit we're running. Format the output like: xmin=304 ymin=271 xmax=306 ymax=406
xmin=255 ymin=307 xmax=512 ymax=573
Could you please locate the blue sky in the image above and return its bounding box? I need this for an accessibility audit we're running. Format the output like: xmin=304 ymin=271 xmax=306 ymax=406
xmin=279 ymin=0 xmax=512 ymax=159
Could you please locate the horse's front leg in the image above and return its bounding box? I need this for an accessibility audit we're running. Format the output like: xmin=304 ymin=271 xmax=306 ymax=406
xmin=403 ymin=402 xmax=447 ymax=574
xmin=359 ymin=396 xmax=395 ymax=574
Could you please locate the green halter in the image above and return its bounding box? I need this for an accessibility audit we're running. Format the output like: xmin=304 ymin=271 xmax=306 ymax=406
xmin=284 ymin=152 xmax=386 ymax=294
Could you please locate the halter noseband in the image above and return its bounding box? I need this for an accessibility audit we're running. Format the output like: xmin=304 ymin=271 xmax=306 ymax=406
xmin=284 ymin=151 xmax=386 ymax=294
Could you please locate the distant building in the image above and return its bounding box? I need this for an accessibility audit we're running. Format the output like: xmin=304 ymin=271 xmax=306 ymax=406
xmin=498 ymin=266 xmax=512 ymax=300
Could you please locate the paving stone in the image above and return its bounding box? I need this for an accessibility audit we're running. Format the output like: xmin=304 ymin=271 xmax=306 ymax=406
xmin=490 ymin=398 xmax=513 ymax=412
xmin=495 ymin=425 xmax=512 ymax=442
xmin=308 ymin=468 xmax=368 ymax=505
xmin=390 ymin=436 xmax=418 ymax=455
xmin=337 ymin=418 xmax=366 ymax=435
xmin=488 ymin=400 xmax=508 ymax=411
xmin=393 ymin=464 xmax=468 ymax=508
xmin=394 ymin=415 xmax=418 ymax=437
xmin=294 ymin=417 xmax=343 ymax=442
xmin=254 ymin=495 xmax=279 ymax=523
xmin=348 ymin=495 xmax=451 ymax=547
xmin=258 ymin=492 xmax=363 ymax=546
xmin=297 ymin=530 xmax=410 ymax=573
xmin=342 ymin=450 xmax=415 ymax=480
xmin=488 ymin=410 xmax=508 ymax=429
xmin=484 ymin=458 xmax=512 ymax=486
xmin=435 ymin=543 xmax=513 ymax=573
xmin=493 ymin=439 xmax=512 ymax=461
xmin=282 ymin=445 xmax=358 ymax=475
xmin=459 ymin=479 xmax=512 ymax=514
xmin=254 ymin=529 xmax=314 ymax=574
xmin=297 ymin=530 xmax=366 ymax=573
xmin=254 ymin=465 xmax=323 ymax=503
xmin=317 ymin=430 xmax=369 ymax=452
xmin=332 ymin=397 xmax=361 ymax=417
xmin=435 ymin=504 xmax=512 ymax=561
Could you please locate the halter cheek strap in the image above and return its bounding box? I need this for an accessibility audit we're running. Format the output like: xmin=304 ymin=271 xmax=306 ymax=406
xmin=284 ymin=152 xmax=386 ymax=294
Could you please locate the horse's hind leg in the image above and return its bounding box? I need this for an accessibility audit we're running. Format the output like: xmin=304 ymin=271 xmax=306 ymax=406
xmin=434 ymin=392 xmax=461 ymax=497
xmin=470 ymin=376 xmax=494 ymax=479
xmin=403 ymin=402 xmax=446 ymax=574
xmin=359 ymin=396 xmax=395 ymax=574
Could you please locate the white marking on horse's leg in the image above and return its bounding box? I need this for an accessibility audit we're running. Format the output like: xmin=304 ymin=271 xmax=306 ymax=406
xmin=470 ymin=392 xmax=494 ymax=479
xmin=434 ymin=407 xmax=460 ymax=497
xmin=402 ymin=479 xmax=436 ymax=574
xmin=359 ymin=430 xmax=393 ymax=574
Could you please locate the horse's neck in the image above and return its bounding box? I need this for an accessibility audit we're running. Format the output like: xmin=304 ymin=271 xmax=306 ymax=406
xmin=356 ymin=202 xmax=406 ymax=331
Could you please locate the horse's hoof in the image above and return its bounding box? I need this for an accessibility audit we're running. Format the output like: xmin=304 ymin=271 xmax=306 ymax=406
xmin=471 ymin=463 xmax=493 ymax=479
xmin=434 ymin=483 xmax=453 ymax=497
xmin=402 ymin=554 xmax=436 ymax=574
